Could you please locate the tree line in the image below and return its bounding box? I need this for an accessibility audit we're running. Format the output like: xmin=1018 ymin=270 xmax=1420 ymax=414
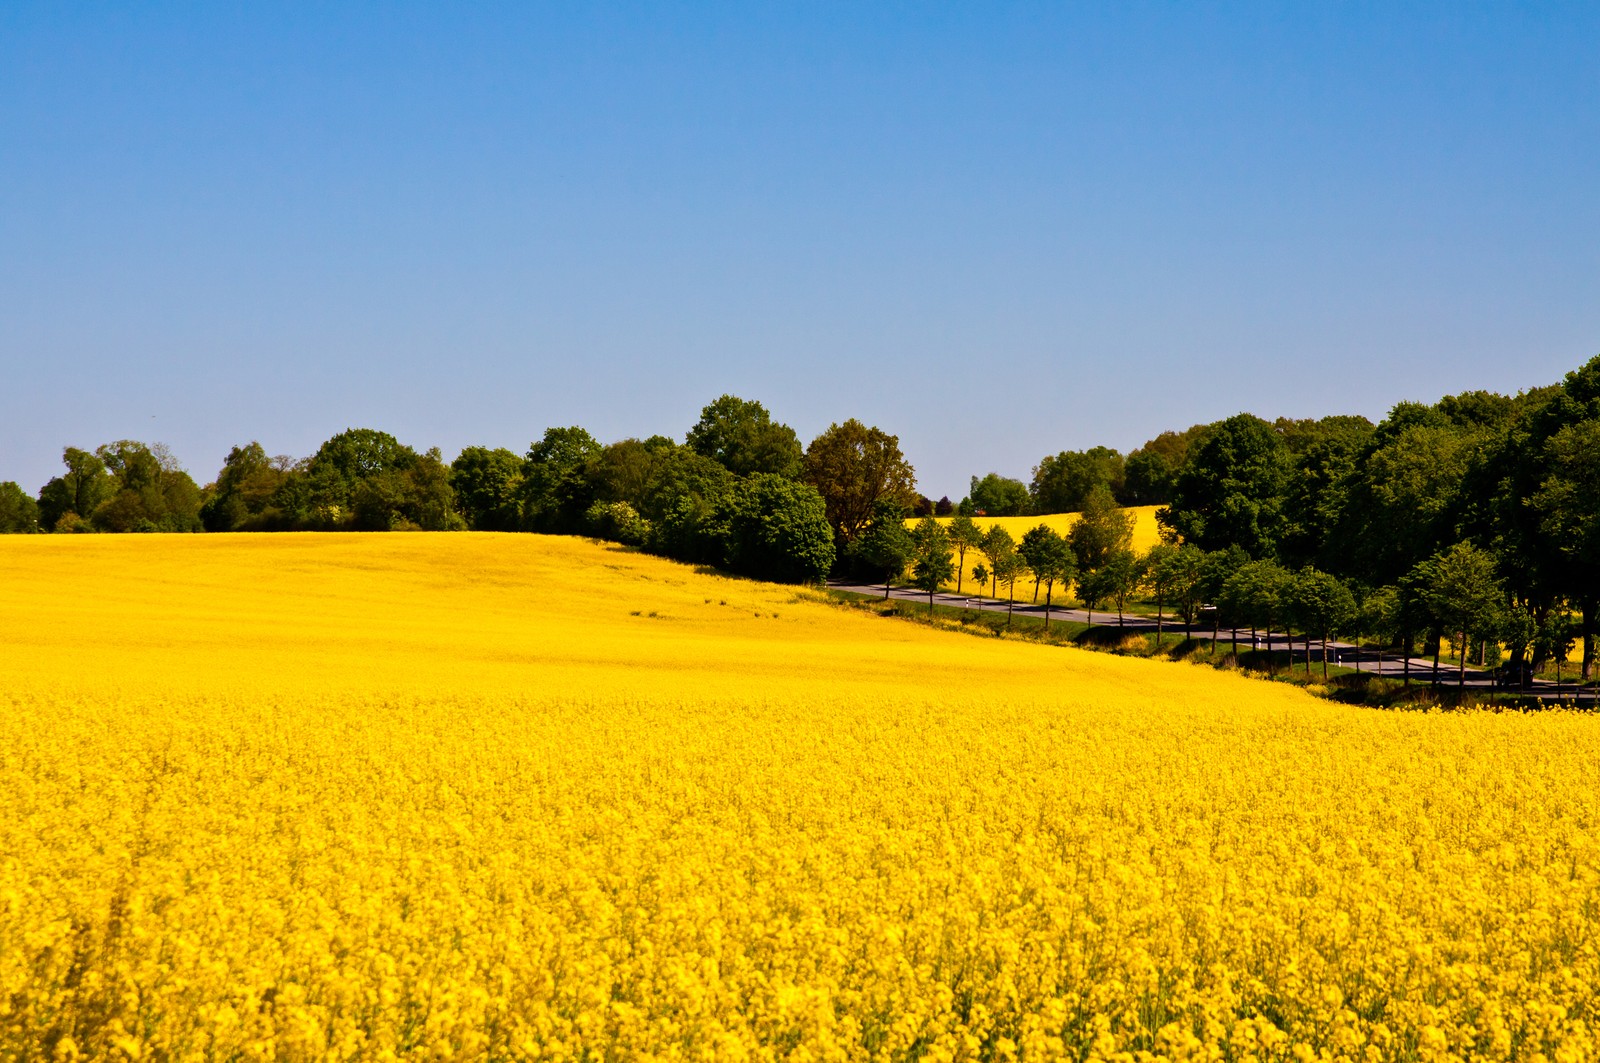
xmin=4 ymin=354 xmax=1598 ymax=686
xmin=886 ymin=354 xmax=1600 ymax=689
xmin=0 ymin=397 xmax=917 ymax=586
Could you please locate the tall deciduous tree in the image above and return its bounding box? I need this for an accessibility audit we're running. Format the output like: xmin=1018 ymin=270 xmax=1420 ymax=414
xmin=946 ymin=514 xmax=983 ymax=594
xmin=978 ymin=526 xmax=1018 ymax=602
xmin=1019 ymin=525 xmax=1076 ymax=630
xmin=717 ymin=474 xmax=835 ymax=584
xmin=0 ymin=482 xmax=40 ymax=533
xmin=803 ymin=419 xmax=916 ymax=548
xmin=1161 ymin=414 xmax=1290 ymax=557
xmin=909 ymin=517 xmax=955 ymax=612
xmin=1030 ymin=447 xmax=1125 ymax=512
xmin=1068 ymin=485 xmax=1134 ymax=574
xmin=450 ymin=446 xmax=524 ymax=531
xmin=520 ymin=427 xmax=603 ymax=534
xmin=853 ymin=501 xmax=915 ymax=597
xmin=685 ymin=395 xmax=803 ymax=479
xmin=963 ymin=472 xmax=1031 ymax=516
xmin=1422 ymin=543 xmax=1506 ymax=689
xmin=38 ymin=447 xmax=113 ymax=530
xmin=1289 ymin=568 xmax=1358 ymax=678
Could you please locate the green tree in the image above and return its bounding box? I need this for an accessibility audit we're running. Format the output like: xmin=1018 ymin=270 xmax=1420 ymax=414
xmin=1329 ymin=419 xmax=1469 ymax=584
xmin=1197 ymin=545 xmax=1249 ymax=652
xmin=1289 ymin=568 xmax=1358 ymax=678
xmin=450 ymin=446 xmax=524 ymax=531
xmin=1068 ymin=485 xmax=1135 ymax=573
xmin=909 ymin=517 xmax=955 ymax=612
xmin=978 ymin=526 xmax=1018 ymax=602
xmin=1141 ymin=544 xmax=1179 ymax=648
xmin=1535 ymin=611 xmax=1577 ymax=696
xmin=1276 ymin=416 xmax=1375 ymax=568
xmin=1161 ymin=414 xmax=1290 ymax=557
xmin=1030 ymin=447 xmax=1125 ymax=512
xmin=1359 ymin=584 xmax=1403 ymax=675
xmin=993 ymin=548 xmax=1028 ymax=627
xmin=1018 ymin=525 xmax=1076 ymax=630
xmin=946 ymin=514 xmax=983 ymax=594
xmin=1121 ymin=425 xmax=1207 ymax=505
xmin=717 ymin=474 xmax=835 ymax=583
xmin=963 ymin=473 xmax=1030 ymax=516
xmin=803 ymin=419 xmax=917 ymax=548
xmin=1099 ymin=548 xmax=1141 ymax=627
xmin=852 ymin=501 xmax=916 ymax=597
xmin=1220 ymin=560 xmax=1292 ymax=670
xmin=685 ymin=395 xmax=803 ymax=479
xmin=1422 ymin=543 xmax=1506 ymax=690
xmin=38 ymin=447 xmax=114 ymax=530
xmin=202 ymin=443 xmax=292 ymax=531
xmin=0 ymin=482 xmax=40 ymax=533
xmin=1532 ymin=418 xmax=1600 ymax=681
xmin=520 ymin=426 xmax=603 ymax=534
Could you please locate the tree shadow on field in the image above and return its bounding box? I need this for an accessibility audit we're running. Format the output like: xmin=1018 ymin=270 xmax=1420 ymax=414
xmin=1074 ymin=626 xmax=1151 ymax=653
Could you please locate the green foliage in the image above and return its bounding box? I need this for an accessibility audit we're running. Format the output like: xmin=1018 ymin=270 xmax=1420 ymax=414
xmin=1162 ymin=414 xmax=1290 ymax=557
xmin=1419 ymin=544 xmax=1505 ymax=659
xmin=716 ymin=475 xmax=835 ymax=583
xmin=909 ymin=517 xmax=955 ymax=603
xmin=1068 ymin=485 xmax=1134 ymax=573
xmin=685 ymin=395 xmax=803 ymax=479
xmin=201 ymin=443 xmax=292 ymax=531
xmin=1148 ymin=544 xmax=1206 ymax=625
xmin=450 ymin=447 xmax=524 ymax=531
xmin=1029 ymin=447 xmax=1124 ymax=513
xmin=0 ymin=482 xmax=41 ymax=533
xmin=38 ymin=442 xmax=201 ymax=533
xmin=1018 ymin=525 xmax=1076 ymax=617
xmin=1288 ymin=568 xmax=1358 ymax=641
xmin=803 ymin=419 xmax=917 ymax=546
xmin=521 ymin=426 xmax=603 ymax=534
xmin=946 ymin=513 xmax=983 ymax=594
xmin=38 ymin=447 xmax=113 ymax=530
xmin=850 ymin=500 xmax=916 ymax=591
xmin=1121 ymin=426 xmax=1206 ymax=506
xmin=963 ymin=472 xmax=1031 ymax=516
xmin=1219 ymin=560 xmax=1293 ymax=632
xmin=978 ymin=526 xmax=1018 ymax=599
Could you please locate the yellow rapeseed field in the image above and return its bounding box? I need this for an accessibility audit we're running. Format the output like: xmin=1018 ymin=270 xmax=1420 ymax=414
xmin=3 ymin=533 xmax=1599 ymax=1061
xmin=909 ymin=508 xmax=1164 ymax=600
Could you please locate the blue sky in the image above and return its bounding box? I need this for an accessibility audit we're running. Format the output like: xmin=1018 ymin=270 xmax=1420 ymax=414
xmin=3 ymin=3 xmax=1596 ymax=499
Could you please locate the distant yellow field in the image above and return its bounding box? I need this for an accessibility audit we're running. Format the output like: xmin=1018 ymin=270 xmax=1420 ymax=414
xmin=905 ymin=506 xmax=1163 ymax=599
xmin=4 ymin=534 xmax=1599 ymax=1060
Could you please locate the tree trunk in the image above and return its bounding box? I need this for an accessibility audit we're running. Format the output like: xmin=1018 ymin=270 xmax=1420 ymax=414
xmin=955 ymin=548 xmax=965 ymax=594
xmin=1583 ymin=598 xmax=1596 ymax=683
xmin=928 ymin=585 xmax=935 ymax=614
xmin=1322 ymin=634 xmax=1329 ymax=679
xmin=1458 ymin=628 xmax=1467 ymax=690
xmin=1032 ymin=579 xmax=1040 ymax=604
xmin=1043 ymin=582 xmax=1052 ymax=632
xmin=883 ymin=571 xmax=891 ymax=599
xmin=1431 ymin=631 xmax=1441 ymax=689
xmin=1404 ymin=631 xmax=1411 ymax=688
xmin=1156 ymin=594 xmax=1164 ymax=650
xmin=1006 ymin=592 xmax=1015 ymax=629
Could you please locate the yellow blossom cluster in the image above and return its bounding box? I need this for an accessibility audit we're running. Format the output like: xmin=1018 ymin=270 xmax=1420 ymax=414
xmin=2 ymin=533 xmax=1597 ymax=1061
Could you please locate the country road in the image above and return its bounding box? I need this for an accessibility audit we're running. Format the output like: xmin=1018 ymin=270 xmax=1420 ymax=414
xmin=827 ymin=579 xmax=1596 ymax=704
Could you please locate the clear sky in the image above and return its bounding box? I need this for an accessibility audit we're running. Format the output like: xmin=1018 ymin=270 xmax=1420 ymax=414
xmin=3 ymin=3 xmax=1596 ymax=500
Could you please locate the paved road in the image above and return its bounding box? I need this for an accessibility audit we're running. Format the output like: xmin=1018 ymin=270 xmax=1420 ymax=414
xmin=828 ymin=579 xmax=1595 ymax=704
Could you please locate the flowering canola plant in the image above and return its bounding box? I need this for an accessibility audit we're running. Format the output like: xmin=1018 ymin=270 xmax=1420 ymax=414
xmin=2 ymin=533 xmax=1598 ymax=1061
